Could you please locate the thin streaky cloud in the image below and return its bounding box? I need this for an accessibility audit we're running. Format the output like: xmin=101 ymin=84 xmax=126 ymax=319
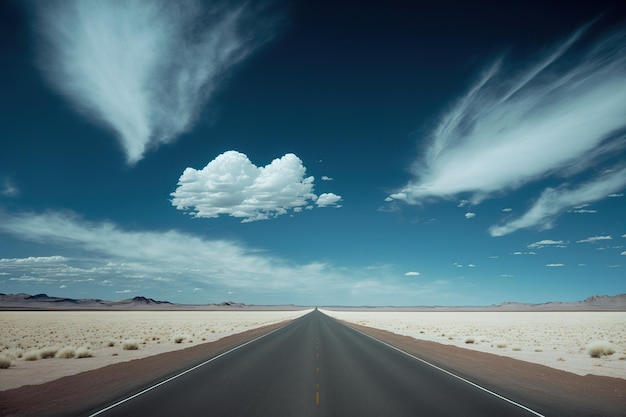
xmin=1 ymin=178 xmax=18 ymax=197
xmin=32 ymin=0 xmax=275 ymax=163
xmin=391 ymin=22 xmax=626 ymax=232
xmin=577 ymin=235 xmax=613 ymax=243
xmin=527 ymin=239 xmax=565 ymax=249
xmin=0 ymin=210 xmax=441 ymax=302
xmin=489 ymin=167 xmax=626 ymax=236
xmin=0 ymin=210 xmax=337 ymax=294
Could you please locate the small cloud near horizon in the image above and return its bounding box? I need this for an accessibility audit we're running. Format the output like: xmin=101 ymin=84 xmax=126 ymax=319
xmin=527 ymin=239 xmax=565 ymax=249
xmin=577 ymin=235 xmax=613 ymax=244
xmin=405 ymin=271 xmax=421 ymax=276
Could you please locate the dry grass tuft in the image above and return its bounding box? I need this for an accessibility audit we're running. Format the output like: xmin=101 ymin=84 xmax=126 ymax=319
xmin=76 ymin=347 xmax=93 ymax=358
xmin=56 ymin=347 xmax=76 ymax=359
xmin=23 ymin=350 xmax=39 ymax=361
xmin=39 ymin=347 xmax=59 ymax=359
xmin=587 ymin=341 xmax=615 ymax=358
xmin=122 ymin=341 xmax=139 ymax=350
xmin=464 ymin=337 xmax=475 ymax=344
xmin=0 ymin=355 xmax=12 ymax=369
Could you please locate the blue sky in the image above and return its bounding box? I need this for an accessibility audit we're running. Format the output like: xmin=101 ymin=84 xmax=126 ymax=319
xmin=1 ymin=0 xmax=625 ymax=306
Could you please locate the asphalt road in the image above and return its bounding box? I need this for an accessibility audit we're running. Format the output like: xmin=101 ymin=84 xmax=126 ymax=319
xmin=86 ymin=310 xmax=543 ymax=417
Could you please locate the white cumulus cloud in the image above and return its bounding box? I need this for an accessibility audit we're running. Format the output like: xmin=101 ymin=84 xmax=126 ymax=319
xmin=171 ymin=151 xmax=341 ymax=222
xmin=546 ymin=263 xmax=565 ymax=267
xmin=316 ymin=193 xmax=342 ymax=208
xmin=465 ymin=212 xmax=476 ymax=219
xmin=390 ymin=22 xmax=626 ymax=236
xmin=404 ymin=271 xmax=420 ymax=276
xmin=32 ymin=0 xmax=274 ymax=163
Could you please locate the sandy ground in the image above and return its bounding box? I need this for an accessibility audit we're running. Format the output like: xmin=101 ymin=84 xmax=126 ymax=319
xmin=321 ymin=310 xmax=626 ymax=379
xmin=0 ymin=310 xmax=312 ymax=391
xmin=1 ymin=315 xmax=625 ymax=417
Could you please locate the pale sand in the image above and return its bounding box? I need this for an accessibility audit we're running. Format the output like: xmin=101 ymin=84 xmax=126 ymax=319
xmin=0 ymin=310 xmax=312 ymax=391
xmin=321 ymin=310 xmax=626 ymax=379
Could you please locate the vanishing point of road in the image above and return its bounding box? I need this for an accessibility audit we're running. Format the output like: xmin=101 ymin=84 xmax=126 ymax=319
xmin=86 ymin=309 xmax=544 ymax=417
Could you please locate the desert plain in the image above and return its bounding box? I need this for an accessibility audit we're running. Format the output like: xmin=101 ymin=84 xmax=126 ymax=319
xmin=1 ymin=309 xmax=625 ymax=393
xmin=0 ymin=309 xmax=312 ymax=391
xmin=322 ymin=309 xmax=626 ymax=379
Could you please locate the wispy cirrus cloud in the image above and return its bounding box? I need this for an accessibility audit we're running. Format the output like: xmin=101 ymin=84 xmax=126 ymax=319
xmin=1 ymin=178 xmax=18 ymax=197
xmin=32 ymin=0 xmax=276 ymax=163
xmin=527 ymin=239 xmax=565 ymax=249
xmin=489 ymin=167 xmax=626 ymax=236
xmin=390 ymin=22 xmax=626 ymax=235
xmin=577 ymin=235 xmax=612 ymax=244
xmin=0 ymin=210 xmax=336 ymax=297
xmin=171 ymin=151 xmax=342 ymax=222
xmin=0 ymin=210 xmax=442 ymax=304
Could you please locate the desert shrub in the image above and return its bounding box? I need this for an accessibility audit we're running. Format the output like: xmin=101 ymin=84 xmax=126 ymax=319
xmin=496 ymin=343 xmax=507 ymax=349
xmin=24 ymin=350 xmax=39 ymax=361
xmin=40 ymin=347 xmax=59 ymax=359
xmin=76 ymin=347 xmax=93 ymax=358
xmin=174 ymin=337 xmax=185 ymax=344
xmin=0 ymin=355 xmax=12 ymax=368
xmin=587 ymin=341 xmax=615 ymax=358
xmin=107 ymin=341 xmax=116 ymax=347
xmin=464 ymin=338 xmax=475 ymax=344
xmin=57 ymin=347 xmax=76 ymax=359
xmin=122 ymin=341 xmax=139 ymax=350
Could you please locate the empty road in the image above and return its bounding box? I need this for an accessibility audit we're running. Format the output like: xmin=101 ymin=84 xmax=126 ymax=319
xmin=86 ymin=310 xmax=543 ymax=416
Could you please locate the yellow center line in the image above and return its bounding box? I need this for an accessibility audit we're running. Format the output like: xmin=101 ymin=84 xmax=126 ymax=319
xmin=316 ymin=391 xmax=320 ymax=405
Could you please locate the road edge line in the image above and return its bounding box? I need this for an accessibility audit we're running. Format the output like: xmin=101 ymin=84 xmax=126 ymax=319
xmin=346 ymin=324 xmax=546 ymax=417
xmin=87 ymin=320 xmax=295 ymax=416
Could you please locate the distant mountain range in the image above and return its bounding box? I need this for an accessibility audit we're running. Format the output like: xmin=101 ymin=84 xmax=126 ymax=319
xmin=491 ymin=294 xmax=626 ymax=311
xmin=0 ymin=292 xmax=624 ymax=311
xmin=0 ymin=293 xmax=254 ymax=310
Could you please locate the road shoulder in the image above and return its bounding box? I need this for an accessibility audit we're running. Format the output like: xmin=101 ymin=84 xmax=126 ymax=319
xmin=0 ymin=322 xmax=287 ymax=417
xmin=342 ymin=321 xmax=626 ymax=417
